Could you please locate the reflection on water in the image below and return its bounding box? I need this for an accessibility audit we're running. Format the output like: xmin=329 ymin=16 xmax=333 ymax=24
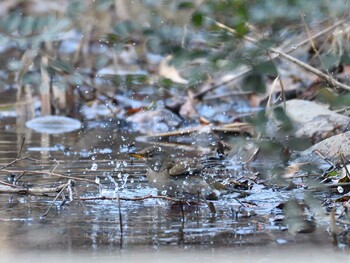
xmin=0 ymin=117 xmax=334 ymax=253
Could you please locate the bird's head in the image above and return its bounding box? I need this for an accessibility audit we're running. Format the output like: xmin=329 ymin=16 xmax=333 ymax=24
xmin=129 ymin=146 xmax=173 ymax=172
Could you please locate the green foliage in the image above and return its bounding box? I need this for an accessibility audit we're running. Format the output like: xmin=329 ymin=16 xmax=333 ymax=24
xmin=315 ymin=88 xmax=337 ymax=105
xmin=48 ymin=59 xmax=73 ymax=75
xmin=66 ymin=1 xmax=85 ymax=19
xmin=191 ymin=12 xmax=204 ymax=27
xmin=321 ymin=53 xmax=340 ymax=70
xmin=283 ymin=137 xmax=312 ymax=151
xmin=325 ymin=171 xmax=339 ymax=177
xmin=242 ymin=73 xmax=266 ymax=94
xmin=109 ymin=74 xmax=149 ymax=88
xmin=22 ymin=72 xmax=41 ymax=87
xmin=113 ymin=21 xmax=138 ymax=38
xmin=1 ymin=11 xmax=21 ymax=33
xmin=273 ymin=107 xmax=293 ymax=132
xmin=316 ymin=89 xmax=350 ymax=109
xmin=248 ymin=110 xmax=268 ymax=135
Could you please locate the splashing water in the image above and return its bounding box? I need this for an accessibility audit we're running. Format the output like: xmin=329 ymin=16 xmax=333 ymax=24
xmin=90 ymin=163 xmax=98 ymax=171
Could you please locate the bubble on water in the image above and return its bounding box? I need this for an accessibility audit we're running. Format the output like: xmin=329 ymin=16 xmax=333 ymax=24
xmin=161 ymin=190 xmax=167 ymax=195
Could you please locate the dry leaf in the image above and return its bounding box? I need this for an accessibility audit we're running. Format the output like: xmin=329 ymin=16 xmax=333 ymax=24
xmin=159 ymin=55 xmax=189 ymax=84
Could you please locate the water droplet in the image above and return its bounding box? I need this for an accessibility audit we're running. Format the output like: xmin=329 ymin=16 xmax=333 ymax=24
xmin=338 ymin=186 xmax=344 ymax=193
xmin=90 ymin=163 xmax=98 ymax=171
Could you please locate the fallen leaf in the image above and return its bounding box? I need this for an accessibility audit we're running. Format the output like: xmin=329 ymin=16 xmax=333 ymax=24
xmin=159 ymin=55 xmax=189 ymax=84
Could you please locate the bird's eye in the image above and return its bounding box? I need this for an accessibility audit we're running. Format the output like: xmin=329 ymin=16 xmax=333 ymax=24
xmin=148 ymin=153 xmax=154 ymax=158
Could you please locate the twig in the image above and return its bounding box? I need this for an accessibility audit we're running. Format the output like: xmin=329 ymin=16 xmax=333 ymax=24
xmin=211 ymin=18 xmax=350 ymax=92
xmin=0 ymin=155 xmax=31 ymax=170
xmin=117 ymin=195 xmax=123 ymax=248
xmin=267 ymin=51 xmax=286 ymax=110
xmin=14 ymin=171 xmax=26 ymax=184
xmin=300 ymin=13 xmax=329 ymax=74
xmin=0 ymin=169 xmax=97 ymax=185
xmin=16 ymin=137 xmax=26 ymax=159
xmin=0 ymin=183 xmax=67 ymax=196
xmin=70 ymin=182 xmax=86 ymax=209
xmin=265 ymin=75 xmax=280 ymax=116
xmin=195 ymin=18 xmax=348 ymax=98
xmin=313 ymin=150 xmax=335 ymax=166
xmin=194 ymin=67 xmax=251 ymax=99
xmin=67 ymin=180 xmax=74 ymax=201
xmin=80 ymin=195 xmax=180 ymax=202
xmin=335 ymin=105 xmax=350 ymax=114
xmin=340 ymin=153 xmax=350 ymax=178
xmin=42 ymin=182 xmax=70 ymax=217
xmin=51 ymin=159 xmax=60 ymax=174
xmin=268 ymin=47 xmax=350 ymax=91
xmin=179 ymin=202 xmax=185 ymax=244
xmin=307 ymin=182 xmax=350 ymax=191
xmin=202 ymin=90 xmax=252 ymax=101
xmin=335 ymin=218 xmax=350 ymax=225
xmin=0 ymin=181 xmax=22 ymax=189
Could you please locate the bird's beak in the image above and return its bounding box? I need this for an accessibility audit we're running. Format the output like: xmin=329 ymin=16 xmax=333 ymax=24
xmin=129 ymin=153 xmax=144 ymax=159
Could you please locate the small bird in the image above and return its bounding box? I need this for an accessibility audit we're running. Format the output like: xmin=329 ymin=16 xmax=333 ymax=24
xmin=129 ymin=146 xmax=220 ymax=200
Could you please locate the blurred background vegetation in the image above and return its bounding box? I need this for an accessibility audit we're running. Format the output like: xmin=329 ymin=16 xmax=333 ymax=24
xmin=0 ymin=0 xmax=348 ymax=125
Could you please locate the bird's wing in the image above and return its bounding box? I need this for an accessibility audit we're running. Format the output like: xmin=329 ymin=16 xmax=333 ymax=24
xmin=168 ymin=156 xmax=228 ymax=177
xmin=200 ymin=157 xmax=227 ymax=169
xmin=168 ymin=158 xmax=201 ymax=177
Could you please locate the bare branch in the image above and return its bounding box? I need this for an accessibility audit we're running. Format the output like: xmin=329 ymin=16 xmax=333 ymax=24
xmin=0 ymin=168 xmax=98 ymax=185
xmin=211 ymin=18 xmax=350 ymax=92
xmin=80 ymin=195 xmax=180 ymax=202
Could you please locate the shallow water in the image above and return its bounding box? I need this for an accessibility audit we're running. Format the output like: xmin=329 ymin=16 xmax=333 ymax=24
xmin=0 ymin=117 xmax=337 ymax=255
